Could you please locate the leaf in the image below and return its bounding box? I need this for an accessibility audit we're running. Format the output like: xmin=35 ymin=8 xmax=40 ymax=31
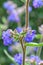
xmin=13 ymin=33 xmax=19 ymax=41
xmin=20 ymin=31 xmax=26 ymax=37
xmin=35 ymin=34 xmax=41 ymax=39
xmin=21 ymin=0 xmax=26 ymax=3
xmin=25 ymin=61 xmax=30 ymax=65
xmin=0 ymin=24 xmax=8 ymax=30
xmin=2 ymin=17 xmax=7 ymax=24
xmin=25 ymin=42 xmax=43 ymax=46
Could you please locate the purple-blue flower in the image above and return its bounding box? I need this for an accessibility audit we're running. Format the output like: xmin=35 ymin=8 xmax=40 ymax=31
xmin=3 ymin=1 xmax=20 ymax=22
xmin=33 ymin=47 xmax=38 ymax=52
xmin=2 ymin=29 xmax=14 ymax=46
xmin=8 ymin=46 xmax=13 ymax=52
xmin=16 ymin=27 xmax=36 ymax=42
xmin=8 ymin=11 xmax=20 ymax=22
xmin=28 ymin=6 xmax=32 ymax=12
xmin=16 ymin=27 xmax=23 ymax=33
xmin=14 ymin=53 xmax=22 ymax=65
xmin=33 ymin=0 xmax=43 ymax=8
xmin=3 ymin=1 xmax=13 ymax=9
xmin=7 ymin=5 xmax=16 ymax=12
xmin=3 ymin=1 xmax=16 ymax=12
xmin=30 ymin=55 xmax=41 ymax=64
xmin=24 ymin=30 xmax=36 ymax=42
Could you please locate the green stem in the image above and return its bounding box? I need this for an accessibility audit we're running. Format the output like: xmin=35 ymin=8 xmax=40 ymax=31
xmin=4 ymin=49 xmax=18 ymax=65
xmin=22 ymin=47 xmax=26 ymax=65
xmin=25 ymin=0 xmax=29 ymax=29
xmin=20 ymin=37 xmax=26 ymax=65
xmin=36 ymin=34 xmax=43 ymax=57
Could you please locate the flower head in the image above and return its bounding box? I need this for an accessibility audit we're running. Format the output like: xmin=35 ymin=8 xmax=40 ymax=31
xmin=14 ymin=53 xmax=22 ymax=65
xmin=2 ymin=29 xmax=14 ymax=46
xmin=3 ymin=1 xmax=20 ymax=22
xmin=33 ymin=0 xmax=43 ymax=8
xmin=30 ymin=55 xmax=41 ymax=64
xmin=24 ymin=30 xmax=36 ymax=42
xmin=8 ymin=10 xmax=20 ymax=22
xmin=16 ymin=27 xmax=23 ymax=33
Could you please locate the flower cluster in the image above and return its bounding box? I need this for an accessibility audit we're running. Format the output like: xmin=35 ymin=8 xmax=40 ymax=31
xmin=33 ymin=0 xmax=43 ymax=8
xmin=30 ymin=55 xmax=43 ymax=65
xmin=11 ymin=54 xmax=43 ymax=65
xmin=2 ymin=27 xmax=36 ymax=46
xmin=2 ymin=29 xmax=14 ymax=46
xmin=14 ymin=53 xmax=22 ymax=65
xmin=24 ymin=30 xmax=36 ymax=42
xmin=3 ymin=1 xmax=20 ymax=22
xmin=16 ymin=27 xmax=36 ymax=42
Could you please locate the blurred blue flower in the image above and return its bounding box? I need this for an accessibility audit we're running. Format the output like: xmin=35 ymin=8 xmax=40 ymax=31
xmin=28 ymin=6 xmax=32 ymax=12
xmin=16 ymin=27 xmax=23 ymax=33
xmin=3 ymin=1 xmax=13 ymax=9
xmin=34 ymin=47 xmax=38 ymax=52
xmin=30 ymin=55 xmax=41 ymax=64
xmin=2 ymin=29 xmax=14 ymax=46
xmin=14 ymin=53 xmax=22 ymax=65
xmin=3 ymin=1 xmax=20 ymax=22
xmin=8 ymin=46 xmax=13 ymax=52
xmin=24 ymin=30 xmax=36 ymax=42
xmin=7 ymin=5 xmax=16 ymax=12
xmin=33 ymin=0 xmax=43 ymax=8
xmin=8 ymin=11 xmax=20 ymax=22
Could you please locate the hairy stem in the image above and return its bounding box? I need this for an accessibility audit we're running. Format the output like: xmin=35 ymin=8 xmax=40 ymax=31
xmin=25 ymin=0 xmax=29 ymax=29
xmin=22 ymin=47 xmax=26 ymax=65
xmin=20 ymin=37 xmax=26 ymax=65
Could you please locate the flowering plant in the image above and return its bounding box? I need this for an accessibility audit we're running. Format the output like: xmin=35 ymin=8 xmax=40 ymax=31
xmin=0 ymin=0 xmax=43 ymax=65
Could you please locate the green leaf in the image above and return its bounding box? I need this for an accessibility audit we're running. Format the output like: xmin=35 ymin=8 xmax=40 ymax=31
xmin=25 ymin=61 xmax=30 ymax=65
xmin=13 ymin=33 xmax=19 ymax=41
xmin=0 ymin=24 xmax=8 ymax=30
xmin=2 ymin=17 xmax=7 ymax=24
xmin=0 ymin=24 xmax=3 ymax=29
xmin=35 ymin=34 xmax=41 ymax=39
xmin=21 ymin=0 xmax=26 ymax=3
xmin=25 ymin=42 xmax=43 ymax=46
xmin=20 ymin=31 xmax=26 ymax=37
